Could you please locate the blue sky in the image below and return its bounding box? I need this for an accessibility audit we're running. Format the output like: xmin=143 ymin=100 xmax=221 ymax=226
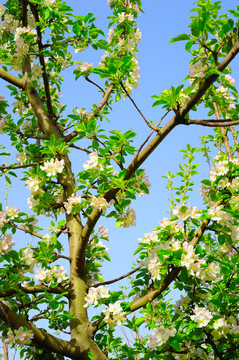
xmin=1 ymin=0 xmax=239 ymax=358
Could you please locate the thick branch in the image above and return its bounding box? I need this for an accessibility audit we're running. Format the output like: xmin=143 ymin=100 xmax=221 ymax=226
xmin=181 ymin=118 xmax=239 ymax=127
xmin=0 ymin=301 xmax=83 ymax=359
xmin=0 ymin=285 xmax=68 ymax=298
xmin=0 ymin=68 xmax=25 ymax=89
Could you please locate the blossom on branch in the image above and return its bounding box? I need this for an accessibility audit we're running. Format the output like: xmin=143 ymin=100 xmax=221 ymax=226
xmin=40 ymin=158 xmax=65 ymax=177
xmin=64 ymin=193 xmax=82 ymax=214
xmin=190 ymin=306 xmax=213 ymax=327
xmin=103 ymin=300 xmax=126 ymax=329
xmin=4 ymin=326 xmax=34 ymax=348
xmin=147 ymin=325 xmax=176 ymax=349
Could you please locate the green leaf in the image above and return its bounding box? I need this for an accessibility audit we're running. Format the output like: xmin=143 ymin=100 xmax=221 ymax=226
xmin=169 ymin=34 xmax=191 ymax=43
xmin=171 ymin=339 xmax=181 ymax=351
xmin=73 ymin=23 xmax=81 ymax=34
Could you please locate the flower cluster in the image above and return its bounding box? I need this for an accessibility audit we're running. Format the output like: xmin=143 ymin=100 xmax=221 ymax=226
xmin=101 ymin=1 xmax=142 ymax=94
xmin=35 ymin=265 xmax=68 ymax=286
xmin=189 ymin=60 xmax=207 ymax=79
xmin=0 ymin=207 xmax=19 ymax=229
xmin=190 ymin=306 xmax=213 ymax=327
xmin=76 ymin=108 xmax=94 ymax=120
xmin=83 ymin=152 xmax=103 ymax=171
xmin=102 ymin=300 xmax=126 ymax=329
xmin=119 ymin=207 xmax=136 ymax=228
xmin=40 ymin=158 xmax=65 ymax=177
xmin=138 ymin=231 xmax=159 ymax=244
xmin=75 ymin=62 xmax=93 ymax=73
xmin=64 ymin=194 xmax=81 ymax=214
xmin=4 ymin=327 xmax=34 ymax=348
xmin=20 ymin=248 xmax=36 ymax=273
xmin=173 ymin=203 xmax=200 ymax=221
xmin=84 ymin=285 xmax=110 ymax=307
xmin=90 ymin=196 xmax=109 ymax=213
xmin=0 ymin=234 xmax=14 ymax=254
xmin=25 ymin=177 xmax=42 ymax=196
xmin=98 ymin=225 xmax=109 ymax=239
xmin=147 ymin=326 xmax=176 ymax=349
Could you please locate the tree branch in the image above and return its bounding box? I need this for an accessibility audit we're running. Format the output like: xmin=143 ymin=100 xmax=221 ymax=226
xmin=120 ymin=80 xmax=160 ymax=131
xmin=0 ymin=301 xmax=83 ymax=359
xmin=129 ymin=218 xmax=210 ymax=312
xmin=0 ymin=161 xmax=44 ymax=171
xmin=0 ymin=68 xmax=25 ymax=89
xmin=181 ymin=118 xmax=239 ymax=127
xmin=93 ymin=265 xmax=142 ymax=288
xmin=29 ymin=2 xmax=54 ymax=117
xmin=76 ymin=41 xmax=239 ymax=280
xmin=64 ymin=84 xmax=114 ymax=143
xmin=0 ymin=285 xmax=68 ymax=298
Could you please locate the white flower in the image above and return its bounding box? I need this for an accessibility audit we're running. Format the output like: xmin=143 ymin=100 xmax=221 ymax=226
xmin=120 ymin=207 xmax=136 ymax=228
xmin=103 ymin=300 xmax=126 ymax=329
xmin=25 ymin=177 xmax=41 ymax=195
xmin=27 ymin=196 xmax=38 ymax=209
xmin=147 ymin=326 xmax=176 ymax=349
xmin=83 ymin=152 xmax=103 ymax=171
xmin=84 ymin=285 xmax=110 ymax=307
xmin=76 ymin=62 xmax=93 ymax=72
xmin=42 ymin=233 xmax=52 ymax=243
xmin=31 ymin=63 xmax=43 ymax=81
xmin=16 ymin=151 xmax=27 ymax=164
xmin=35 ymin=266 xmax=67 ymax=286
xmin=4 ymin=327 xmax=34 ymax=348
xmin=90 ymin=196 xmax=109 ymax=213
xmin=64 ymin=194 xmax=81 ymax=214
xmin=40 ymin=158 xmax=64 ymax=177
xmin=213 ymin=318 xmax=227 ymax=330
xmin=191 ymin=306 xmax=213 ymax=327
xmin=21 ymin=248 xmax=36 ymax=271
xmin=44 ymin=0 xmax=56 ymax=6
xmin=147 ymin=254 xmax=161 ymax=281
xmin=21 ymin=120 xmax=32 ymax=133
xmin=0 ymin=234 xmax=14 ymax=254
xmin=5 ymin=206 xmax=19 ymax=220
xmin=138 ymin=231 xmax=159 ymax=244
xmin=173 ymin=203 xmax=199 ymax=221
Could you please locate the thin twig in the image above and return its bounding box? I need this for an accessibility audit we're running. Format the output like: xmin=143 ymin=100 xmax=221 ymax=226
xmin=120 ymin=81 xmax=160 ymax=131
xmin=134 ymin=110 xmax=170 ymax=159
xmin=9 ymin=222 xmax=43 ymax=239
xmin=93 ymin=265 xmax=142 ymax=287
xmin=0 ymin=161 xmax=44 ymax=171
xmin=85 ymin=76 xmax=105 ymax=94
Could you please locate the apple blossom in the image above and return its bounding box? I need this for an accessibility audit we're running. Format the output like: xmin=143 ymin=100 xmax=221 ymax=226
xmin=147 ymin=325 xmax=176 ymax=349
xmin=84 ymin=285 xmax=110 ymax=307
xmin=76 ymin=62 xmax=93 ymax=73
xmin=120 ymin=207 xmax=136 ymax=227
xmin=190 ymin=306 xmax=213 ymax=327
xmin=4 ymin=327 xmax=34 ymax=348
xmin=64 ymin=193 xmax=82 ymax=214
xmin=90 ymin=196 xmax=109 ymax=213
xmin=189 ymin=60 xmax=207 ymax=79
xmin=83 ymin=152 xmax=103 ymax=171
xmin=103 ymin=300 xmax=126 ymax=329
xmin=0 ymin=234 xmax=14 ymax=254
xmin=40 ymin=158 xmax=65 ymax=177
